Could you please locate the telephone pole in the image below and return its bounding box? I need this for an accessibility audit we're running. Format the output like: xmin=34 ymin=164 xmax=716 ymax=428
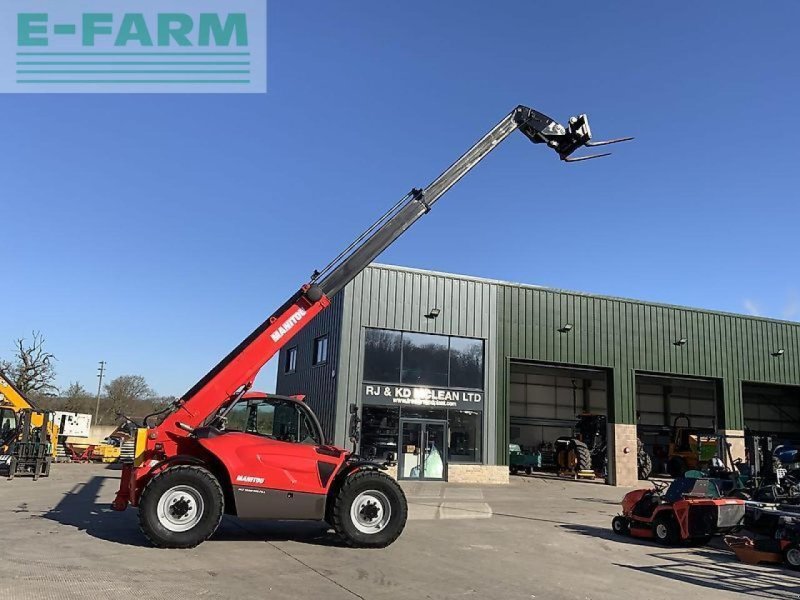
xmin=95 ymin=361 xmax=106 ymax=423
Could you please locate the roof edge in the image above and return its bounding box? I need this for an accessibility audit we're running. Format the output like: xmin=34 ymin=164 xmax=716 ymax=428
xmin=369 ymin=263 xmax=800 ymax=328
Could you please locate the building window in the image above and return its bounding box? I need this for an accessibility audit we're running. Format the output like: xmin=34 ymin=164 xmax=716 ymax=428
xmin=359 ymin=406 xmax=482 ymax=464
xmin=360 ymin=406 xmax=400 ymax=461
xmin=449 ymin=337 xmax=484 ymax=390
xmin=313 ymin=335 xmax=328 ymax=366
xmin=284 ymin=347 xmax=297 ymax=373
xmin=448 ymin=410 xmax=481 ymax=463
xmin=401 ymin=332 xmax=449 ymax=387
xmin=364 ymin=329 xmax=402 ymax=383
xmin=363 ymin=329 xmax=484 ymax=390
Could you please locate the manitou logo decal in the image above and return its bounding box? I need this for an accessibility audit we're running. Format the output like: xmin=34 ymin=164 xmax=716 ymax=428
xmin=236 ymin=475 xmax=264 ymax=484
xmin=270 ymin=308 xmax=307 ymax=342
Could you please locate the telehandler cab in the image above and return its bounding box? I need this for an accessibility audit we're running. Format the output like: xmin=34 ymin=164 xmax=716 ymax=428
xmin=112 ymin=105 xmax=630 ymax=548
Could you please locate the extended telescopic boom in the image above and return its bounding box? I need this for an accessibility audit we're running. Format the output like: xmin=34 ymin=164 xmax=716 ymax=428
xmin=158 ymin=105 xmax=630 ymax=437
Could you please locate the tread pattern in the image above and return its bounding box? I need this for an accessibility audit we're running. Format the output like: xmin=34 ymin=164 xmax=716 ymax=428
xmin=138 ymin=464 xmax=224 ymax=549
xmin=572 ymin=440 xmax=592 ymax=472
xmin=332 ymin=469 xmax=407 ymax=548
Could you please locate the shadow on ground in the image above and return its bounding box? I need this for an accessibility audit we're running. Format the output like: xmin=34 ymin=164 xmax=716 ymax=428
xmin=42 ymin=475 xmax=345 ymax=548
xmin=562 ymin=523 xmax=800 ymax=599
xmin=618 ymin=549 xmax=800 ymax=600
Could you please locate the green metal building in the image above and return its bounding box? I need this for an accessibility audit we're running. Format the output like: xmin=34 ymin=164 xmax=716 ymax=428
xmin=277 ymin=264 xmax=800 ymax=485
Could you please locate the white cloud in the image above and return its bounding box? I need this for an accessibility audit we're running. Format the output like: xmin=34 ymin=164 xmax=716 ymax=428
xmin=783 ymin=291 xmax=799 ymax=321
xmin=743 ymin=299 xmax=761 ymax=316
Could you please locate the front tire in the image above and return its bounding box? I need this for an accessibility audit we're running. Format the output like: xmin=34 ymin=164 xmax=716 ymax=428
xmin=138 ymin=465 xmax=224 ymax=549
xmin=332 ymin=469 xmax=407 ymax=548
xmin=612 ymin=515 xmax=629 ymax=536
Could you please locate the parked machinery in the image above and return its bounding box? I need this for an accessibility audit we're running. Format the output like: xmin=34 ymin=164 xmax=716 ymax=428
xmin=111 ymin=105 xmax=630 ymax=548
xmin=0 ymin=407 xmax=53 ymax=480
xmin=555 ymin=414 xmax=653 ymax=480
xmin=0 ymin=369 xmax=58 ymax=463
xmin=665 ymin=414 xmax=719 ymax=478
xmin=612 ymin=477 xmax=745 ymax=545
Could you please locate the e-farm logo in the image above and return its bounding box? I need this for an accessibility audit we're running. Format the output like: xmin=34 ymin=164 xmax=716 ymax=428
xmin=2 ymin=1 xmax=266 ymax=93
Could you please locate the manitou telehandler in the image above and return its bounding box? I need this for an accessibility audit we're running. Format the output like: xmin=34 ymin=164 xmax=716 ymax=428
xmin=112 ymin=105 xmax=630 ymax=549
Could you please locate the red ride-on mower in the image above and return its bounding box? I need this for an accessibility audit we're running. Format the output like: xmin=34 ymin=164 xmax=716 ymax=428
xmin=611 ymin=478 xmax=745 ymax=545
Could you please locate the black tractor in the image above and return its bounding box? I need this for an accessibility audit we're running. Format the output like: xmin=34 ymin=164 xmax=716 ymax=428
xmin=556 ymin=414 xmax=652 ymax=480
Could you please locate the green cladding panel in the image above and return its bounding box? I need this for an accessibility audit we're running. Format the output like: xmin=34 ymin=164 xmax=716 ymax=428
xmin=494 ymin=284 xmax=800 ymax=461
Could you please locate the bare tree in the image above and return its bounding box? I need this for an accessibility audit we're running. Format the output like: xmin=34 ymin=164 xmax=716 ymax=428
xmin=62 ymin=382 xmax=93 ymax=413
xmin=102 ymin=375 xmax=160 ymax=424
xmin=1 ymin=332 xmax=58 ymax=396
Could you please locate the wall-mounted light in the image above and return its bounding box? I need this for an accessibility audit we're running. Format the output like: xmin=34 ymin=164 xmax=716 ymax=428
xmin=558 ymin=324 xmax=573 ymax=333
xmin=772 ymin=349 xmax=785 ymax=357
xmin=673 ymin=338 xmax=688 ymax=346
xmin=424 ymin=308 xmax=441 ymax=320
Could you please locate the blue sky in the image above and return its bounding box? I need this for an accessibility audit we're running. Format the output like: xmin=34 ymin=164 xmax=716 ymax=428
xmin=2 ymin=1 xmax=799 ymax=397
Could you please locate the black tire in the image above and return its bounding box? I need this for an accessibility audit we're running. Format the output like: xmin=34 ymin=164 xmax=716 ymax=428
xmin=784 ymin=544 xmax=800 ymax=570
xmin=638 ymin=451 xmax=653 ymax=480
xmin=525 ymin=466 xmax=533 ymax=475
xmin=667 ymin=456 xmax=687 ymax=479
xmin=138 ymin=465 xmax=224 ymax=549
xmin=332 ymin=469 xmax=407 ymax=548
xmin=510 ymin=466 xmax=519 ymax=475
xmin=570 ymin=440 xmax=592 ymax=472
xmin=653 ymin=514 xmax=680 ymax=546
xmin=612 ymin=516 xmax=630 ymax=536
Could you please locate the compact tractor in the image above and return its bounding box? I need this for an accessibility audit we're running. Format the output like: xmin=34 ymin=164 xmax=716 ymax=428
xmin=111 ymin=105 xmax=630 ymax=548
xmin=612 ymin=477 xmax=745 ymax=545
xmin=556 ymin=414 xmax=653 ymax=480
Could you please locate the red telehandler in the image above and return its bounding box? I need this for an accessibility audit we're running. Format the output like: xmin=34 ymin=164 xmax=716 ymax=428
xmin=112 ymin=105 xmax=630 ymax=548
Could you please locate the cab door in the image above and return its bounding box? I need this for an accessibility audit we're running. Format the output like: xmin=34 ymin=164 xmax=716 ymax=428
xmin=199 ymin=399 xmax=339 ymax=520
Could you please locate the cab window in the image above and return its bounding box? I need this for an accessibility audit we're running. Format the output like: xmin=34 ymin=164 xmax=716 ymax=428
xmin=224 ymin=399 xmax=320 ymax=445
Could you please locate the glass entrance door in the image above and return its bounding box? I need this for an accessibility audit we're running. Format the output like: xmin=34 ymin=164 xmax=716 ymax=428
xmin=399 ymin=419 xmax=447 ymax=480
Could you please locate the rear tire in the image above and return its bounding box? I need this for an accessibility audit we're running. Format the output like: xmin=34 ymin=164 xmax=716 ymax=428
xmin=653 ymin=514 xmax=680 ymax=546
xmin=570 ymin=440 xmax=592 ymax=472
xmin=332 ymin=469 xmax=407 ymax=548
xmin=784 ymin=544 xmax=800 ymax=570
xmin=138 ymin=465 xmax=224 ymax=549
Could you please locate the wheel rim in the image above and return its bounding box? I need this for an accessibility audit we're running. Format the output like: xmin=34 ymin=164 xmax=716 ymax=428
xmin=656 ymin=523 xmax=668 ymax=539
xmin=787 ymin=548 xmax=800 ymax=567
xmin=613 ymin=519 xmax=623 ymax=532
xmin=156 ymin=485 xmax=204 ymax=532
xmin=350 ymin=490 xmax=392 ymax=535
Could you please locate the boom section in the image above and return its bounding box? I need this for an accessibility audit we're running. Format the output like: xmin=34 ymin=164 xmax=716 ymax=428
xmin=157 ymin=104 xmax=627 ymax=437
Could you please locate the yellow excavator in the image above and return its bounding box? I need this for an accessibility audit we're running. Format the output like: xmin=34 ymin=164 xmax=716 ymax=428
xmin=0 ymin=369 xmax=58 ymax=478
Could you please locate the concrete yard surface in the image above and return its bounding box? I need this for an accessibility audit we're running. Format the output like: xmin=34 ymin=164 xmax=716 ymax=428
xmin=1 ymin=465 xmax=799 ymax=600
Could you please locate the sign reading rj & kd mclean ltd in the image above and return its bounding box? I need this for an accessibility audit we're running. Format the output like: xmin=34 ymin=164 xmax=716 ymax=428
xmin=362 ymin=383 xmax=483 ymax=410
xmin=1 ymin=0 xmax=266 ymax=93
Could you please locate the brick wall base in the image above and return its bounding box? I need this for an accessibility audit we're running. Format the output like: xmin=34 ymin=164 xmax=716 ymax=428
xmin=609 ymin=423 xmax=639 ymax=487
xmin=448 ymin=465 xmax=509 ymax=484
